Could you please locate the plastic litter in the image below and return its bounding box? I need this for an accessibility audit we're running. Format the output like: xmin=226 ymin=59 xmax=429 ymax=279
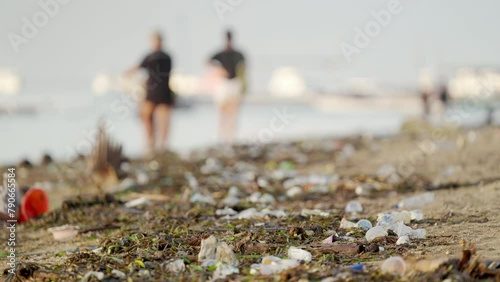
xmin=250 ymin=256 xmax=300 ymax=275
xmin=124 ymin=197 xmax=151 ymax=208
xmin=222 ymin=196 xmax=240 ymax=207
xmin=111 ymin=270 xmax=126 ymax=279
xmin=381 ymin=256 xmax=406 ymax=276
xmin=212 ymin=265 xmax=239 ymax=280
xmin=356 ymin=219 xmax=372 ymax=230
xmin=190 ymin=193 xmax=216 ymax=205
xmin=344 ymin=264 xmax=365 ymax=272
xmin=200 ymin=158 xmax=223 ymax=174
xmin=391 ymin=222 xmax=427 ymax=239
xmin=231 ymin=208 xmax=287 ymax=219
xmin=198 ymin=235 xmax=218 ymax=262
xmin=248 ymin=192 xmax=275 ymax=204
xmin=397 ymin=192 xmax=435 ymax=209
xmin=184 ymin=172 xmax=199 ymax=190
xmin=48 ymin=225 xmax=79 ymax=241
xmin=198 ymin=236 xmax=239 ymax=266
xmin=136 ymin=171 xmax=149 ymax=185
xmin=301 ymin=208 xmax=330 ymax=217
xmin=345 ymin=200 xmax=363 ymax=214
xmin=355 ymin=183 xmax=379 ymax=196
xmin=215 ymin=207 xmax=238 ymax=216
xmin=216 ymin=242 xmax=239 ymax=266
xmin=164 ymin=259 xmax=185 ymax=273
xmin=286 ymin=186 xmax=303 ymax=198
xmin=339 ymin=143 xmax=355 ymax=160
xmin=376 ymin=211 xmax=411 ymax=229
xmin=288 ymin=247 xmax=312 ymax=263
xmin=339 ymin=218 xmax=358 ymax=229
xmin=81 ymin=271 xmax=104 ymax=282
xmin=410 ymin=210 xmax=424 ymax=221
xmin=321 ymin=234 xmax=337 ymax=244
xmin=396 ymin=235 xmax=410 ymax=245
xmin=365 ymin=226 xmax=387 ymax=243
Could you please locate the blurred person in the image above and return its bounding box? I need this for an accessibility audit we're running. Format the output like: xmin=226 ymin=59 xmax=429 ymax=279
xmin=126 ymin=32 xmax=174 ymax=155
xmin=438 ymin=82 xmax=450 ymax=113
xmin=420 ymin=90 xmax=431 ymax=120
xmin=208 ymin=30 xmax=247 ymax=143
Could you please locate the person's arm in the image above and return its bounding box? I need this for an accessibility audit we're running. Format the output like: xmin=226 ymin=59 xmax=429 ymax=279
xmin=125 ymin=54 xmax=148 ymax=76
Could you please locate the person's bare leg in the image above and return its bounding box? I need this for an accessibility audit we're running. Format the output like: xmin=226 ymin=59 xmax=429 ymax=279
xmin=218 ymin=102 xmax=228 ymax=143
xmin=225 ymin=99 xmax=240 ymax=143
xmin=141 ymin=101 xmax=156 ymax=154
xmin=156 ymin=104 xmax=172 ymax=150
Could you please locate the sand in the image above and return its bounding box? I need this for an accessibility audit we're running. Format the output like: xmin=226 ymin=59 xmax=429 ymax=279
xmin=1 ymin=123 xmax=499 ymax=281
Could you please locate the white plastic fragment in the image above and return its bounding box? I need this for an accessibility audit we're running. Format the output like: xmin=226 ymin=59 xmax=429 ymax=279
xmin=198 ymin=235 xmax=218 ymax=262
xmin=111 ymin=270 xmax=126 ymax=279
xmin=231 ymin=208 xmax=287 ymax=219
xmin=82 ymin=271 xmax=104 ymax=282
xmin=248 ymin=192 xmax=275 ymax=204
xmin=339 ymin=218 xmax=357 ymax=229
xmin=250 ymin=256 xmax=300 ymax=275
xmin=321 ymin=234 xmax=337 ymax=244
xmin=381 ymin=256 xmax=407 ymax=276
xmin=356 ymin=219 xmax=372 ymax=230
xmin=190 ymin=193 xmax=216 ymax=205
xmin=301 ymin=208 xmax=330 ymax=217
xmin=287 ymin=247 xmax=312 ymax=263
xmin=215 ymin=207 xmax=238 ymax=216
xmin=164 ymin=259 xmax=185 ymax=273
xmin=391 ymin=222 xmax=427 ymax=239
xmin=124 ymin=197 xmax=151 ymax=208
xmin=212 ymin=265 xmax=239 ymax=280
xmin=396 ymin=235 xmax=410 ymax=245
xmin=365 ymin=226 xmax=388 ymax=243
xmin=410 ymin=210 xmax=424 ymax=221
xmin=345 ymin=200 xmax=363 ymax=214
xmin=286 ymin=186 xmax=303 ymax=198
xmin=47 ymin=225 xmax=79 ymax=241
xmin=198 ymin=236 xmax=239 ymax=267
xmin=222 ymin=196 xmax=240 ymax=207
xmin=216 ymin=242 xmax=239 ymax=266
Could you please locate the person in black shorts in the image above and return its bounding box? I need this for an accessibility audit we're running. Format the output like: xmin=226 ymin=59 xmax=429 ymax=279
xmin=127 ymin=32 xmax=174 ymax=155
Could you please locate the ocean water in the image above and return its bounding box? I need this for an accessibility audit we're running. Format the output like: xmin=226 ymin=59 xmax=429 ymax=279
xmin=0 ymin=91 xmax=495 ymax=165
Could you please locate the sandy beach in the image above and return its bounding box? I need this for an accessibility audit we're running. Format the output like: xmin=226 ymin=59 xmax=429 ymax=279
xmin=1 ymin=121 xmax=499 ymax=281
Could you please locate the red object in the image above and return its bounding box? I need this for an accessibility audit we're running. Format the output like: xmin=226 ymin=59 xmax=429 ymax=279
xmin=19 ymin=188 xmax=49 ymax=223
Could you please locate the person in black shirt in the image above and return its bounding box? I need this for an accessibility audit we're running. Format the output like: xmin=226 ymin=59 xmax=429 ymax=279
xmin=209 ymin=30 xmax=247 ymax=143
xmin=127 ymin=32 xmax=174 ymax=155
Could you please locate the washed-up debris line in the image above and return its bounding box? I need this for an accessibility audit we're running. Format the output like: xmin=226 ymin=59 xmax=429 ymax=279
xmin=2 ymin=132 xmax=500 ymax=281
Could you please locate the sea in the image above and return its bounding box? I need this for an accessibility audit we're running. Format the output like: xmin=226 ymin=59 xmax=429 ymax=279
xmin=0 ymin=90 xmax=497 ymax=165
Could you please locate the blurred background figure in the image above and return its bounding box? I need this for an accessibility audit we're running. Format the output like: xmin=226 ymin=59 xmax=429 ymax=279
xmin=209 ymin=30 xmax=247 ymax=143
xmin=127 ymin=31 xmax=174 ymax=155
xmin=438 ymin=81 xmax=450 ymax=116
xmin=420 ymin=90 xmax=431 ymax=120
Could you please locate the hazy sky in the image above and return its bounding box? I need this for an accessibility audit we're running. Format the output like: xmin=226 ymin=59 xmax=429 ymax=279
xmin=2 ymin=0 xmax=500 ymax=92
